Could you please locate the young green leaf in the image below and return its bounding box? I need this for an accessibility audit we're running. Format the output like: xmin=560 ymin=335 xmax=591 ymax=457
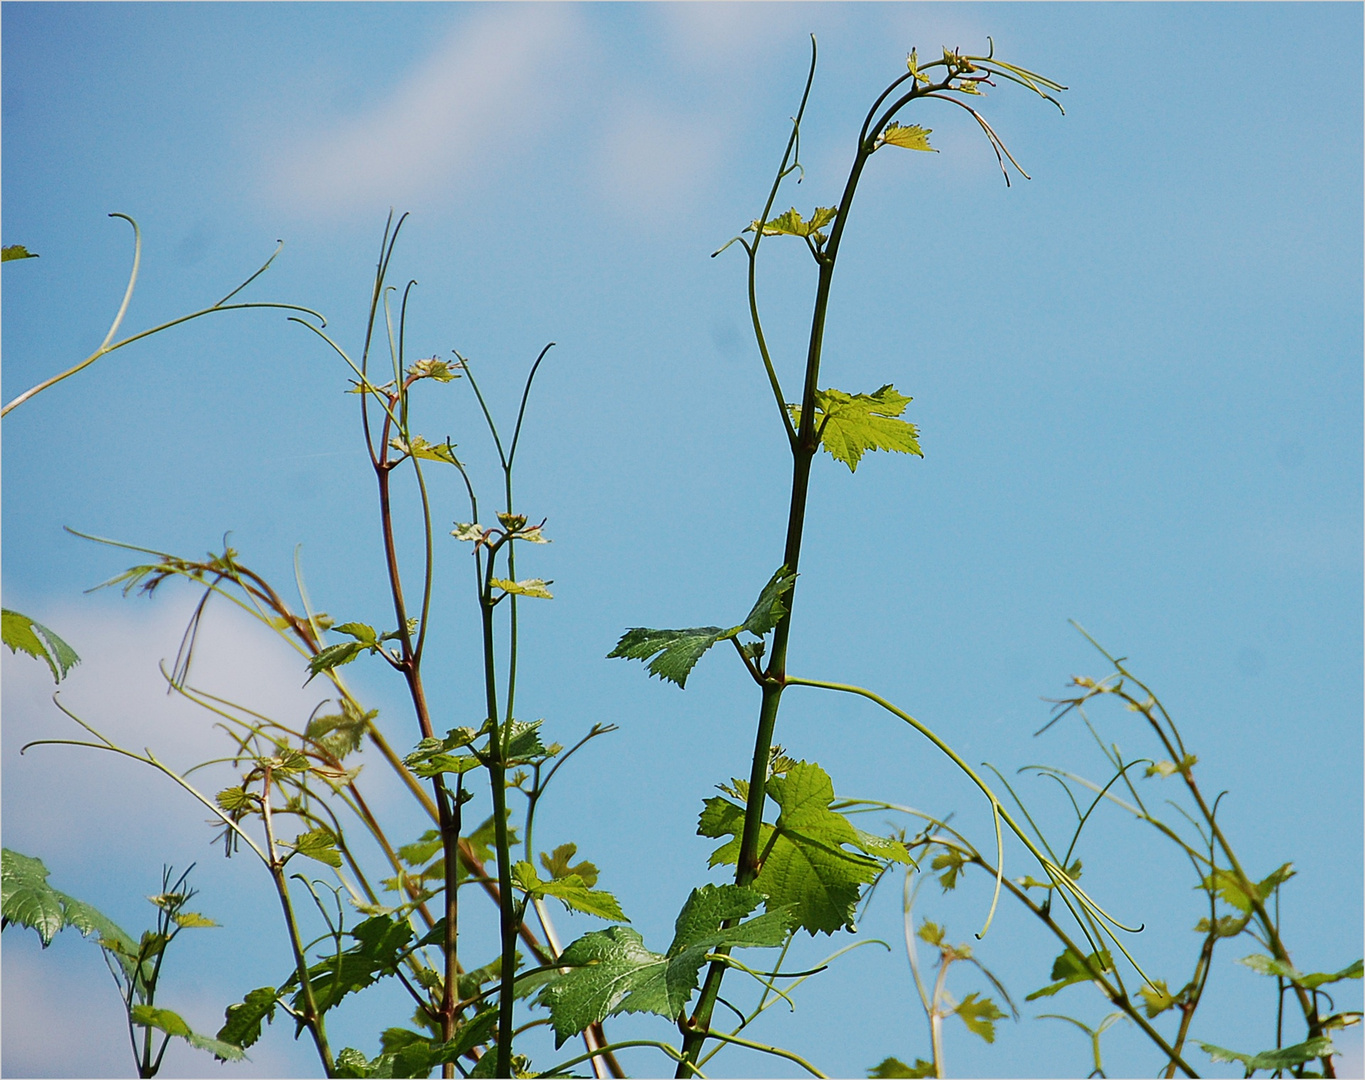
xmin=290 ymin=828 xmax=343 ymax=868
xmin=878 ymin=122 xmax=936 ymax=152
xmin=1138 ymin=979 xmax=1177 ymax=1017
xmin=931 ymin=848 xmax=966 ymax=891
xmin=2 ymin=245 xmax=38 ymax=261
xmin=306 ymin=641 xmax=366 ymax=681
xmin=1200 ymin=863 xmax=1295 ymax=913
xmin=1199 ymin=1036 xmax=1334 ymax=1073
xmin=511 ymin=861 xmax=627 ymax=922
xmin=389 ymin=434 xmax=459 ymax=465
xmin=608 ymin=626 xmax=727 ymax=687
xmin=130 ymin=1005 xmax=246 ymax=1061
xmin=1238 ymin=954 xmax=1363 ymax=990
xmin=535 ymin=885 xmax=789 ymax=1045
xmin=789 ymin=385 xmax=922 ymax=472
xmin=699 ymin=761 xmax=909 ymax=935
xmin=740 ymin=565 xmax=797 ymax=637
xmin=541 ymin=843 xmax=599 ymax=888
xmin=217 ymin=986 xmax=278 ymax=1051
xmin=868 ymin=1056 xmax=934 ymax=1078
xmin=281 ymin=914 xmax=414 ymax=1016
xmin=490 ymin=577 xmax=554 ymax=599
xmin=1025 ymin=947 xmax=1115 ymax=1000
xmin=608 ymin=566 xmax=795 ymax=687
xmin=751 ymin=206 xmax=839 ymax=244
xmin=954 ymin=992 xmax=1007 ymax=1042
xmin=2 ymin=609 xmax=80 ymax=682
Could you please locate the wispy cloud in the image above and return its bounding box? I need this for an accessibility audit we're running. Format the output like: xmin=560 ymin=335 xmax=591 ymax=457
xmin=268 ymin=5 xmax=586 ymax=219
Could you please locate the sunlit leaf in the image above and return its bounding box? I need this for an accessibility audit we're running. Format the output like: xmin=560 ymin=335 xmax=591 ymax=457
xmin=1239 ymin=954 xmax=1363 ymax=990
xmin=1200 ymin=1036 xmax=1334 ymax=1072
xmin=131 ymin=1005 xmax=245 ymax=1061
xmin=2 ymin=609 xmax=80 ymax=682
xmin=879 ymin=123 xmax=936 ymax=152
xmin=2 ymin=245 xmax=38 ymax=261
xmin=281 ymin=914 xmax=414 ymax=1016
xmin=307 ymin=641 xmax=366 ymax=681
xmin=512 ymin=861 xmax=626 ymax=922
xmin=1139 ymin=979 xmax=1177 ymax=1017
xmin=954 ymin=992 xmax=1006 ymax=1042
xmin=290 ymin=828 xmax=343 ymax=868
xmin=541 ymin=843 xmax=599 ymax=888
xmin=700 ymin=761 xmax=906 ymax=935
xmin=1026 ymin=947 xmax=1114 ymax=1000
xmin=491 ymin=577 xmax=554 ymax=599
xmin=535 ymin=884 xmax=789 ymax=1045
xmin=789 ymin=385 xmax=922 ymax=472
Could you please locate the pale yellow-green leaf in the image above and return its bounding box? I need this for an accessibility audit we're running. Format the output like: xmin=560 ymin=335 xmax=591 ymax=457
xmin=491 ymin=578 xmax=554 ymax=600
xmin=880 ymin=123 xmax=936 ymax=152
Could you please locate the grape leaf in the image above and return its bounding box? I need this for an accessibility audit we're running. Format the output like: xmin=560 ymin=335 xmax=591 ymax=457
xmin=217 ymin=986 xmax=278 ymax=1051
xmin=752 ymin=206 xmax=839 ymax=243
xmin=1200 ymin=1036 xmax=1334 ymax=1073
xmin=1025 ymin=947 xmax=1114 ymax=1000
xmin=512 ymin=861 xmax=626 ymax=922
xmin=699 ymin=761 xmax=909 ymax=935
xmin=1139 ymin=978 xmax=1177 ymax=1017
xmin=2 ymin=245 xmax=38 ymax=261
xmin=130 ymin=1005 xmax=246 ymax=1061
xmin=536 ymin=884 xmax=789 ymax=1045
xmin=1 ymin=849 xmax=133 ymax=955
xmin=1238 ymin=954 xmax=1363 ymax=990
xmin=2 ymin=609 xmax=80 ymax=682
xmin=869 ymin=1056 xmax=934 ymax=1077
xmin=1200 ymin=863 xmax=1295 ymax=914
xmin=306 ymin=641 xmax=366 ymax=680
xmin=281 ymin=914 xmax=414 ymax=1016
xmin=541 ymin=843 xmax=599 ymax=888
xmin=879 ymin=122 xmax=936 ymax=152
xmin=490 ymin=577 xmax=554 ymax=599
xmin=954 ymin=992 xmax=1006 ymax=1042
xmin=608 ymin=566 xmax=794 ymax=687
xmin=788 ymin=385 xmax=922 ymax=472
xmin=290 ymin=829 xmax=343 ymax=868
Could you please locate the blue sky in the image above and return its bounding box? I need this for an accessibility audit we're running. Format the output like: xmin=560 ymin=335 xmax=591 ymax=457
xmin=3 ymin=3 xmax=1361 ymax=1078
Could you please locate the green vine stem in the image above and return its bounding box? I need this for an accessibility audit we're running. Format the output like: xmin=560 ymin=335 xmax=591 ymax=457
xmin=1 ymin=214 xmax=322 ymax=417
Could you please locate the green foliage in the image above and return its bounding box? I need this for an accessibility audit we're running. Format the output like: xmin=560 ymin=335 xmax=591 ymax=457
xmin=1138 ymin=978 xmax=1177 ymax=1017
xmin=788 ymin=385 xmax=922 ymax=472
xmin=289 ymin=828 xmax=343 ymax=868
xmin=535 ymin=884 xmax=791 ymax=1045
xmin=1026 ymin=947 xmax=1115 ymax=1000
xmin=511 ymin=861 xmax=626 ymax=921
xmin=217 ymin=986 xmax=279 ymax=1051
xmin=877 ymin=122 xmax=936 ymax=152
xmin=1238 ymin=954 xmax=1363 ymax=990
xmin=334 ymin=1011 xmax=496 ymax=1079
xmin=490 ymin=577 xmax=554 ymax=599
xmin=1200 ymin=863 xmax=1295 ymax=914
xmin=752 ymin=206 xmax=839 ymax=246
xmin=1 ymin=848 xmax=132 ymax=951
xmin=2 ymin=244 xmax=38 ymax=261
xmin=868 ymin=1056 xmax=935 ymax=1078
xmin=2 ymin=608 xmax=80 ymax=681
xmin=282 ymin=914 xmax=414 ymax=1017
xmin=954 ymin=992 xmax=1007 ymax=1042
xmin=540 ymin=843 xmax=599 ymax=887
xmin=1199 ymin=1036 xmax=1335 ymax=1074
xmin=700 ymin=760 xmax=908 ymax=934
xmin=129 ymin=1005 xmax=245 ymax=1062
xmin=608 ymin=566 xmax=794 ymax=687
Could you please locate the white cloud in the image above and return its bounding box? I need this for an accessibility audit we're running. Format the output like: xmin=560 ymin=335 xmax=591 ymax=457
xmin=268 ymin=4 xmax=587 ymax=218
xmin=1 ymin=592 xmax=339 ymax=860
